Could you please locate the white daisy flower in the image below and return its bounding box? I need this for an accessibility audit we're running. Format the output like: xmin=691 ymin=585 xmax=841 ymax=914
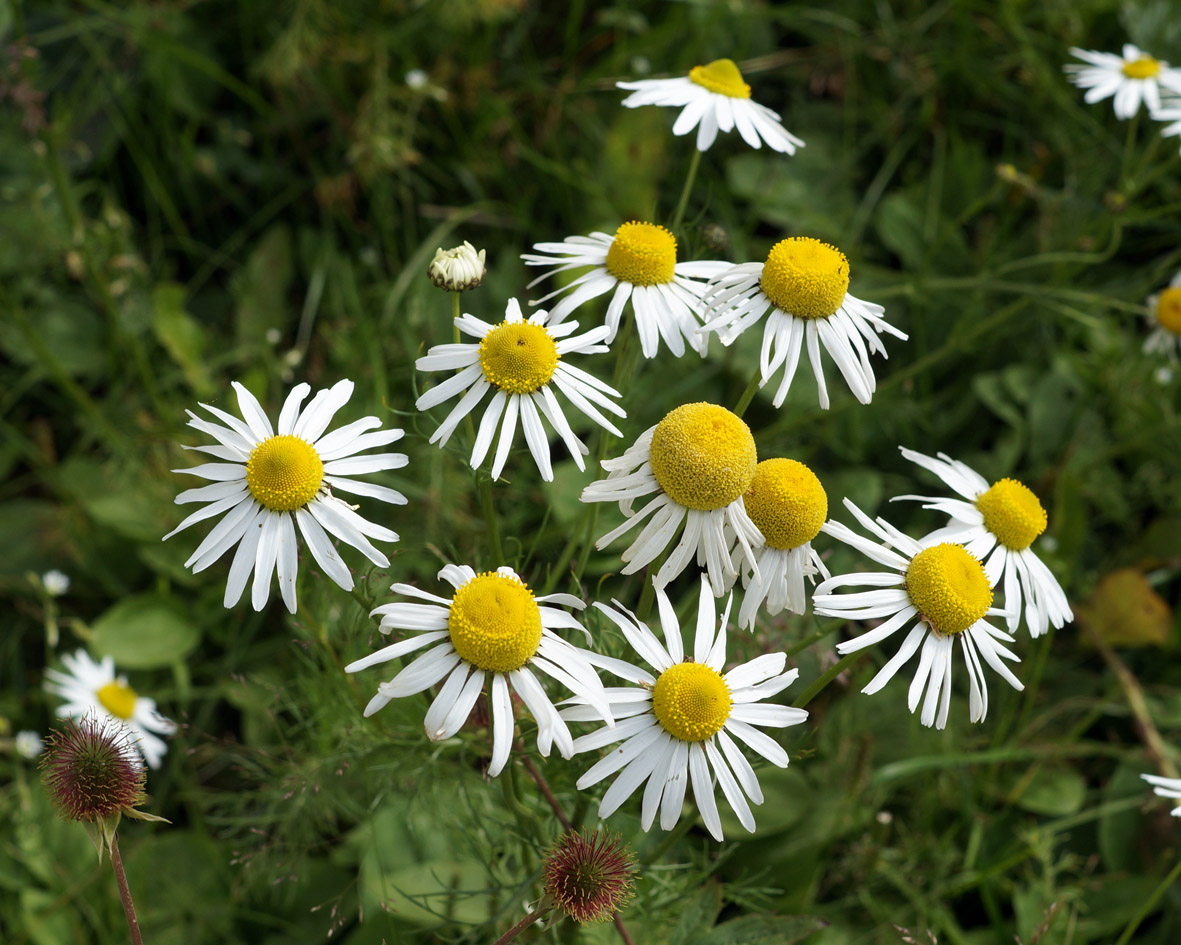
xmin=1065 ymin=45 xmax=1181 ymax=119
xmin=581 ymin=402 xmax=762 ymax=596
xmin=345 ymin=564 xmax=613 ymax=777
xmin=699 ymin=237 xmax=906 ymax=409
xmin=616 ymin=58 xmax=804 ymax=154
xmin=45 ymin=650 xmax=176 ymax=768
xmin=732 ymin=458 xmax=830 ymax=631
xmin=522 ymin=222 xmax=729 ymax=359
xmin=562 ymin=576 xmax=806 ymax=841
xmin=813 ymin=498 xmax=1023 ymax=730
xmin=165 ymin=379 xmax=406 ymax=614
xmin=1142 ymin=773 xmax=1181 ymax=816
xmin=893 ymin=447 xmax=1073 ymax=639
xmin=1143 ymin=270 xmax=1181 ymax=360
xmin=415 ymin=298 xmax=625 ymax=482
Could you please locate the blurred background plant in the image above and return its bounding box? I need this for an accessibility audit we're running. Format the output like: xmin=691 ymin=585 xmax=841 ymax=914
xmin=3 ymin=0 xmax=1181 ymax=943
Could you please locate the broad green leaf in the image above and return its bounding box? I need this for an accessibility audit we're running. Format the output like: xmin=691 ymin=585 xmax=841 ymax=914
xmin=668 ymin=879 xmax=722 ymax=945
xmin=152 ymin=282 xmax=212 ymax=395
xmin=1009 ymin=765 xmax=1087 ymax=816
xmin=90 ymin=592 xmax=201 ymax=668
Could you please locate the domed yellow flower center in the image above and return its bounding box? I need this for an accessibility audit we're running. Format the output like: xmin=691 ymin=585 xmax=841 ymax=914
xmin=743 ymin=458 xmax=827 ymax=550
xmin=760 ymin=237 xmax=850 ymax=320
xmin=246 ymin=435 xmax=324 ymax=511
xmin=975 ymin=478 xmax=1047 ymax=551
xmin=1155 ymin=287 xmax=1181 ymax=335
xmin=905 ymin=544 xmax=993 ymax=636
xmin=652 ymin=661 xmax=732 ymax=742
xmin=1122 ymin=56 xmax=1161 ymax=79
xmin=448 ymin=572 xmax=542 ymax=673
xmin=478 ymin=321 xmax=560 ymax=394
xmin=96 ymin=681 xmax=138 ymax=720
xmin=648 ymin=403 xmax=757 ymax=511
xmin=604 ymin=222 xmax=677 ymax=287
xmin=688 ymin=58 xmax=751 ymax=99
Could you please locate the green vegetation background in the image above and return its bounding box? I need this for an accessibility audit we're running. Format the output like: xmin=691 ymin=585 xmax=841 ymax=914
xmin=3 ymin=0 xmax=1181 ymax=943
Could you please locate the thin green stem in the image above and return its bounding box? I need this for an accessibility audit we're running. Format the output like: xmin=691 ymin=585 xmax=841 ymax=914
xmin=670 ymin=149 xmax=702 ymax=233
xmin=109 ymin=834 xmax=144 ymax=945
xmin=733 ymin=368 xmax=763 ymax=418
xmin=1120 ymin=111 xmax=1141 ymax=192
xmin=492 ymin=897 xmax=556 ymax=945
xmin=792 ymin=650 xmax=865 ymax=709
xmin=451 ymin=291 xmax=461 ymax=343
xmin=1113 ymin=856 xmax=1181 ymax=945
xmin=478 ymin=474 xmax=505 ymax=564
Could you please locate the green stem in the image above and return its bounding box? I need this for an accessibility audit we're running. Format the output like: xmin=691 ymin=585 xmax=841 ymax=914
xmin=109 ymin=834 xmax=144 ymax=945
xmin=492 ymin=897 xmax=556 ymax=945
xmin=479 ymin=474 xmax=505 ymax=565
xmin=1120 ymin=111 xmax=1141 ymax=192
xmin=670 ymin=148 xmax=702 ymax=233
xmin=641 ymin=817 xmax=693 ymax=865
xmin=784 ymin=620 xmax=842 ymax=658
xmin=1113 ymin=856 xmax=1181 ymax=945
xmin=451 ymin=291 xmax=461 ymax=343
xmin=792 ymin=650 xmax=865 ymax=709
xmin=732 ymin=368 xmax=763 ymax=418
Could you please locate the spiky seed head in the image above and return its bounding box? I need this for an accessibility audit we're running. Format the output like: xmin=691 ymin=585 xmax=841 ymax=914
xmin=40 ymin=716 xmax=145 ymax=822
xmin=542 ymin=830 xmax=637 ymax=925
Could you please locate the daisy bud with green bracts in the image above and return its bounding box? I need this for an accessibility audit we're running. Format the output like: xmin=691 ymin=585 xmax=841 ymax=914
xmin=428 ymin=241 xmax=486 ymax=291
xmin=543 ymin=830 xmax=637 ymax=924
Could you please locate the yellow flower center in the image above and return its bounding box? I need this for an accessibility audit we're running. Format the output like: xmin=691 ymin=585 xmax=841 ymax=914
xmin=647 ymin=403 xmax=757 ymax=511
xmin=1122 ymin=56 xmax=1161 ymax=79
xmin=1155 ymin=287 xmax=1181 ymax=335
xmin=905 ymin=544 xmax=993 ymax=636
xmin=975 ymin=478 xmax=1047 ymax=551
xmin=604 ymin=222 xmax=677 ymax=287
xmin=448 ymin=572 xmax=542 ymax=673
xmin=688 ymin=58 xmax=752 ymax=99
xmin=245 ymin=435 xmax=324 ymax=511
xmin=96 ymin=681 xmax=138 ymax=721
xmin=478 ymin=321 xmax=560 ymax=394
xmin=743 ymin=458 xmax=827 ymax=550
xmin=759 ymin=237 xmax=850 ymax=320
xmin=652 ymin=661 xmax=732 ymax=742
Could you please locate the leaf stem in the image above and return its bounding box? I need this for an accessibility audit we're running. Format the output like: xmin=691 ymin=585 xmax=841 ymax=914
xmin=109 ymin=834 xmax=144 ymax=945
xmin=671 ymin=149 xmax=702 ymax=233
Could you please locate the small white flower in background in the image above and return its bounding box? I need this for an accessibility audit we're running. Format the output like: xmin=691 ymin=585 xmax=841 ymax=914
xmin=1155 ymin=366 xmax=1175 ymax=385
xmin=893 ymin=447 xmax=1073 ymax=639
xmin=1064 ymin=45 xmax=1181 ymax=119
xmin=562 ymin=576 xmax=806 ymax=841
xmin=165 ymin=379 xmax=407 ymax=614
xmin=405 ymin=69 xmax=429 ymax=90
xmin=42 ymin=570 xmax=70 ymax=597
xmin=428 ymin=241 xmax=486 ymax=291
xmin=1142 ymin=773 xmax=1181 ymax=816
xmin=581 ymin=402 xmax=763 ymax=596
xmin=522 ymin=222 xmax=729 ymax=359
xmin=415 ymin=298 xmax=625 ymax=481
xmin=732 ymin=458 xmax=830 ymax=631
xmin=1143 ymin=270 xmax=1181 ymax=361
xmin=617 ymin=58 xmax=804 ymax=154
xmin=15 ymin=730 xmax=43 ymax=759
xmin=44 ymin=650 xmax=176 ymax=768
xmin=813 ymin=498 xmax=1023 ymax=730
xmin=345 ymin=564 xmax=613 ymax=777
xmin=700 ymin=237 xmax=906 ymax=410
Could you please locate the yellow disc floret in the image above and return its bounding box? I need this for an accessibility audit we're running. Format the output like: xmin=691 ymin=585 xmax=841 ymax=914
xmin=448 ymin=572 xmax=543 ymax=673
xmin=648 ymin=403 xmax=757 ymax=511
xmin=652 ymin=661 xmax=732 ymax=742
xmin=478 ymin=321 xmax=560 ymax=394
xmin=1122 ymin=57 xmax=1161 ymax=79
xmin=760 ymin=237 xmax=850 ymax=320
xmin=1155 ymin=287 xmax=1181 ymax=335
xmin=975 ymin=478 xmax=1047 ymax=551
xmin=96 ymin=681 xmax=138 ymax=720
xmin=604 ymin=222 xmax=677 ymax=287
xmin=688 ymin=58 xmax=752 ymax=99
xmin=744 ymin=458 xmax=827 ymax=550
xmin=905 ymin=544 xmax=993 ymax=636
xmin=245 ymin=435 xmax=324 ymax=511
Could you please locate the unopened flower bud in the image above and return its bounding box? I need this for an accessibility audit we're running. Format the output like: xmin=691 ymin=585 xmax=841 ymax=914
xmin=542 ymin=830 xmax=636 ymax=925
xmin=428 ymin=241 xmax=486 ymax=292
xmin=42 ymin=569 xmax=70 ymax=597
